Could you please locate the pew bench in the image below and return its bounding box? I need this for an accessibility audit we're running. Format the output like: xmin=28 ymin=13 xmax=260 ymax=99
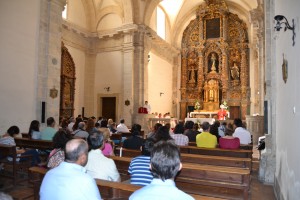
xmin=0 ymin=144 xmax=33 ymax=185
xmin=180 ymin=145 xmax=253 ymax=158
xmin=188 ymin=142 xmax=253 ymax=150
xmin=15 ymin=138 xmax=54 ymax=151
xmin=117 ymin=148 xmax=252 ymax=169
xmin=110 ymin=156 xmax=251 ymax=200
xmin=28 ymin=166 xmax=223 ymax=200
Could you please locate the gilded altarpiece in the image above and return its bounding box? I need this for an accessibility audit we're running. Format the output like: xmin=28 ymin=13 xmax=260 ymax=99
xmin=180 ymin=0 xmax=250 ymax=120
xmin=60 ymin=43 xmax=76 ymax=118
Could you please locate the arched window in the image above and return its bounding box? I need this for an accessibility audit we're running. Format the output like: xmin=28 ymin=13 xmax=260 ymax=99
xmin=157 ymin=6 xmax=166 ymax=40
xmin=62 ymin=2 xmax=68 ymax=19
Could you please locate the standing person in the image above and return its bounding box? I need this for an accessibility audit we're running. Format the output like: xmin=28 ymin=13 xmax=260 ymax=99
xmin=85 ymin=130 xmax=120 ymax=182
xmin=40 ymin=139 xmax=101 ymax=200
xmin=41 ymin=117 xmax=56 ymax=141
xmin=128 ymin=138 xmax=155 ymax=186
xmin=117 ymin=119 xmax=130 ymax=133
xmin=28 ymin=120 xmax=41 ymax=139
xmin=129 ymin=140 xmax=194 ymax=200
xmin=196 ymin=122 xmax=217 ymax=148
xmin=143 ymin=101 xmax=151 ymax=114
xmin=233 ymin=118 xmax=252 ymax=145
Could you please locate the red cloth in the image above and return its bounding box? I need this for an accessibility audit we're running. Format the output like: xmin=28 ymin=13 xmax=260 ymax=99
xmin=219 ymin=137 xmax=240 ymax=149
xmin=217 ymin=109 xmax=227 ymax=120
xmin=138 ymin=107 xmax=148 ymax=114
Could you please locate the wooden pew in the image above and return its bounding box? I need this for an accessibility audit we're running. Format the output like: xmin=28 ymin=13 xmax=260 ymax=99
xmin=117 ymin=148 xmax=252 ymax=169
xmin=29 ymin=166 xmax=223 ymax=200
xmin=180 ymin=145 xmax=253 ymax=158
xmin=188 ymin=142 xmax=253 ymax=150
xmin=0 ymin=144 xmax=33 ymax=185
xmin=15 ymin=137 xmax=54 ymax=150
xmin=110 ymin=156 xmax=251 ymax=200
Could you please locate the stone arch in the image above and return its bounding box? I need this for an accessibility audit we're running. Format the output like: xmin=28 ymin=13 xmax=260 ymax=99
xmin=122 ymin=0 xmax=134 ymax=24
xmin=81 ymin=0 xmax=97 ymax=31
xmin=143 ymin=0 xmax=162 ymax=26
xmin=96 ymin=6 xmax=124 ymax=29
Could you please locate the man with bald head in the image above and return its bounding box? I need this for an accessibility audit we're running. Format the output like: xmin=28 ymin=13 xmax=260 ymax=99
xmin=40 ymin=139 xmax=101 ymax=200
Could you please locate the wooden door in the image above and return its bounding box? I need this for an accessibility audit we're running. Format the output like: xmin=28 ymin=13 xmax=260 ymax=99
xmin=229 ymin=106 xmax=240 ymax=119
xmin=102 ymin=97 xmax=116 ymax=121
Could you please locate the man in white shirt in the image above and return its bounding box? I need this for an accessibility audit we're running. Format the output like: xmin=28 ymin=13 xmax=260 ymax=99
xmin=117 ymin=119 xmax=130 ymax=133
xmin=85 ymin=130 xmax=120 ymax=182
xmin=233 ymin=118 xmax=252 ymax=145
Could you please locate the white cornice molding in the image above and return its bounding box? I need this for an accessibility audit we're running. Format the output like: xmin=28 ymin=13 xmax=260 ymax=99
xmin=62 ymin=20 xmax=97 ymax=38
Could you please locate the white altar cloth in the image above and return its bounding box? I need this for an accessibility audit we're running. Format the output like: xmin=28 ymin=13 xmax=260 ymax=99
xmin=185 ymin=118 xmax=215 ymax=125
xmin=189 ymin=111 xmax=218 ymax=118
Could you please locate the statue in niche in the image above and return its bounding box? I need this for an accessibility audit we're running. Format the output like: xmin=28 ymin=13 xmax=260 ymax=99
xmin=230 ymin=62 xmax=240 ymax=80
xmin=209 ymin=52 xmax=219 ymax=73
xmin=188 ymin=51 xmax=197 ymax=83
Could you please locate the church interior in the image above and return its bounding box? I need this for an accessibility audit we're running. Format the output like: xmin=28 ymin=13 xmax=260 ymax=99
xmin=0 ymin=0 xmax=300 ymax=199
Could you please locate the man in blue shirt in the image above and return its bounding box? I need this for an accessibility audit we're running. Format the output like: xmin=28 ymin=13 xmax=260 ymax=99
xmin=40 ymin=139 xmax=101 ymax=200
xmin=129 ymin=140 xmax=194 ymax=200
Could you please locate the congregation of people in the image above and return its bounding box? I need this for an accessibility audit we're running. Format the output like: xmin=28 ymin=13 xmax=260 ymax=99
xmin=0 ymin=114 xmax=252 ymax=199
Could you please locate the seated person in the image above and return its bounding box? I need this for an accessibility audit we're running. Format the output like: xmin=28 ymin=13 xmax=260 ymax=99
xmin=101 ymin=130 xmax=114 ymax=156
xmin=47 ymin=129 xmax=72 ymax=169
xmin=219 ymin=126 xmax=240 ymax=149
xmin=233 ymin=118 xmax=252 ymax=145
xmin=196 ymin=122 xmax=217 ymax=148
xmin=40 ymin=139 xmax=101 ymax=199
xmin=171 ymin=123 xmax=189 ymax=146
xmin=184 ymin=121 xmax=198 ymax=142
xmin=41 ymin=117 xmax=57 ymax=140
xmin=72 ymin=122 xmax=89 ymax=140
xmin=147 ymin=123 xmax=162 ymax=139
xmin=117 ymin=119 xmax=130 ymax=133
xmin=28 ymin=120 xmax=41 ymax=139
xmin=129 ymin=140 xmax=194 ymax=200
xmin=122 ymin=124 xmax=144 ymax=150
xmin=154 ymin=126 xmax=173 ymax=142
xmin=128 ymin=138 xmax=155 ymax=186
xmin=0 ymin=126 xmax=41 ymax=166
xmin=85 ymin=130 xmax=120 ymax=182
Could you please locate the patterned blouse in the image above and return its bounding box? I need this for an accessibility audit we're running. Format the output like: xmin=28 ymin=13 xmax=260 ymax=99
xmin=47 ymin=148 xmax=65 ymax=169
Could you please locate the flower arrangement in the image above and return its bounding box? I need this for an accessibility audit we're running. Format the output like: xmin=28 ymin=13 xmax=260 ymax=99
xmin=221 ymin=100 xmax=228 ymax=110
xmin=194 ymin=100 xmax=201 ymax=111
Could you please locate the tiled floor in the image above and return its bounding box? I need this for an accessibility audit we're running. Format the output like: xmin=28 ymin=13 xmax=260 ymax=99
xmin=1 ymin=148 xmax=276 ymax=200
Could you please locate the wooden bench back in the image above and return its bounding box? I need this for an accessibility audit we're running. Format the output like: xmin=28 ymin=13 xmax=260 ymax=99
xmin=117 ymin=148 xmax=252 ymax=169
xmin=111 ymin=156 xmax=250 ymax=199
xmin=14 ymin=137 xmax=54 ymax=150
xmin=29 ymin=166 xmax=224 ymax=200
xmin=180 ymin=145 xmax=253 ymax=158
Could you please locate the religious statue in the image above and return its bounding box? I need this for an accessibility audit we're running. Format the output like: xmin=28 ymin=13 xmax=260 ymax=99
xmin=231 ymin=62 xmax=240 ymax=80
xmin=209 ymin=52 xmax=218 ymax=73
xmin=188 ymin=51 xmax=197 ymax=83
xmin=189 ymin=68 xmax=196 ymax=83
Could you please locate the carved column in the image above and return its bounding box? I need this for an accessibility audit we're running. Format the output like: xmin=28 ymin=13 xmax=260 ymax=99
xmin=37 ymin=0 xmax=66 ymax=127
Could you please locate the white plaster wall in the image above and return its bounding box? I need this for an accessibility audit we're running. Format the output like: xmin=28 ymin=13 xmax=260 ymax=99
xmin=97 ymin=14 xmax=122 ymax=31
xmin=274 ymin=0 xmax=300 ymax=199
xmin=94 ymin=51 xmax=123 ymax=113
xmin=67 ymin=0 xmax=87 ymax=29
xmin=148 ymin=52 xmax=173 ymax=115
xmin=64 ymin=45 xmax=86 ymax=117
xmin=0 ymin=0 xmax=40 ymax=133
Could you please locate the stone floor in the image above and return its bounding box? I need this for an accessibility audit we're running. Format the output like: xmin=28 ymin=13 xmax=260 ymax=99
xmin=0 ymin=148 xmax=276 ymax=200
